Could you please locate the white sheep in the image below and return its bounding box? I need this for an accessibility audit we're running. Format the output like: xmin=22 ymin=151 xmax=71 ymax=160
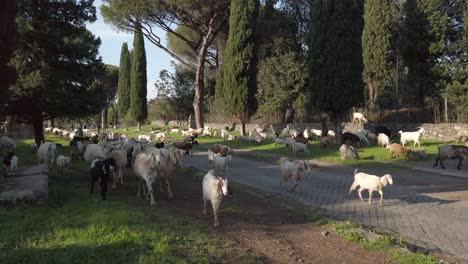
xmin=349 ymin=169 xmax=393 ymax=205
xmin=292 ymin=142 xmax=309 ymax=156
xmin=56 ymin=155 xmax=71 ymax=176
xmin=202 ymin=169 xmax=229 ymax=227
xmin=133 ymin=150 xmax=163 ymax=206
xmin=377 ymin=133 xmax=390 ymax=148
xmin=399 ymin=128 xmax=425 ymax=147
xmin=83 ymin=144 xmax=104 ymax=163
xmin=352 ymin=112 xmax=368 ymax=123
xmin=37 ymin=142 xmax=57 ymax=169
xmin=138 ymin=134 xmax=151 ymax=142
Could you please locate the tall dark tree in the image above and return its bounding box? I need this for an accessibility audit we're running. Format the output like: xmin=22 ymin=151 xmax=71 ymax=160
xmin=0 ymin=1 xmax=17 ymax=110
xmin=101 ymin=65 xmax=119 ymax=128
xmin=101 ymin=0 xmax=230 ymax=129
xmin=7 ymin=0 xmax=104 ymax=145
xmin=223 ymin=0 xmax=259 ymax=135
xmin=307 ymin=0 xmax=364 ymax=132
xmin=117 ymin=42 xmax=131 ymax=120
xmin=362 ymin=0 xmax=394 ymax=120
xmin=130 ymin=22 xmax=147 ymax=130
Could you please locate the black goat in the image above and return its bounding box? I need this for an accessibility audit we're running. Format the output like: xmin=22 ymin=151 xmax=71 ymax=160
xmin=2 ymin=152 xmax=15 ymax=168
xmin=90 ymin=158 xmax=115 ymax=200
xmin=374 ymin=126 xmax=392 ymax=138
xmin=341 ymin=132 xmax=361 ymax=147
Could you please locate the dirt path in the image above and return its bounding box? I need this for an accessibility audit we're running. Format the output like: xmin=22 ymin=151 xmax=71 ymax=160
xmin=124 ymin=168 xmax=395 ymax=264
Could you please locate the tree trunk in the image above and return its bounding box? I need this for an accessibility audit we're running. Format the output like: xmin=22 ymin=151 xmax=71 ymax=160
xmin=240 ymin=120 xmax=246 ymax=136
xmin=137 ymin=121 xmax=141 ymax=131
xmin=110 ymin=103 xmax=118 ymax=125
xmin=32 ymin=110 xmax=44 ymax=147
xmin=101 ymin=105 xmax=108 ymax=129
xmin=193 ymin=39 xmax=210 ymax=129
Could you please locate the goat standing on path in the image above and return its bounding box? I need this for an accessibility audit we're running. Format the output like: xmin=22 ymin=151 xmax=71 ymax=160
xmin=349 ymin=169 xmax=393 ymax=205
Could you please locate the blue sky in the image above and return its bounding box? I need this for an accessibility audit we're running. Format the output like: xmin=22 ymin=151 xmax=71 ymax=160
xmin=86 ymin=0 xmax=174 ymax=99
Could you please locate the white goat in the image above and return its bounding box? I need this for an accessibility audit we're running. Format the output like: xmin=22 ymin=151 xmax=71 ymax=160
xmin=56 ymin=155 xmax=71 ymax=176
xmin=37 ymin=142 xmax=57 ymax=169
xmin=352 ymin=112 xmax=368 ymax=123
xmin=9 ymin=155 xmax=18 ymax=171
xmin=220 ymin=129 xmax=229 ymax=141
xmin=249 ymin=130 xmax=263 ymax=144
xmin=156 ymin=147 xmax=186 ymax=199
xmin=202 ymin=169 xmax=229 ymax=227
xmin=203 ymin=129 xmax=212 ymax=136
xmin=377 ymin=133 xmax=390 ymax=148
xmin=138 ymin=134 xmax=151 ymax=142
xmin=349 ymin=169 xmax=393 ymax=205
xmin=133 ymin=150 xmax=163 ymax=206
xmin=279 ymin=157 xmax=312 ymax=192
xmin=399 ymin=128 xmax=425 ymax=147
xmin=154 ymin=132 xmax=166 ymax=141
xmin=310 ymin=129 xmax=322 ymax=138
xmin=285 ymin=137 xmax=296 ymax=149
xmin=289 ymin=129 xmax=300 ymax=138
xmin=292 ymin=142 xmax=309 ymax=156
xmin=0 ymin=136 xmax=16 ymax=154
xmin=83 ymin=144 xmax=104 ymax=163
xmin=170 ymin=128 xmax=180 ymax=133
xmin=105 ymin=148 xmax=128 ymax=188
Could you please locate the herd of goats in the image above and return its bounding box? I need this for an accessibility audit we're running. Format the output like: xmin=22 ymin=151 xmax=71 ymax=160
xmin=0 ymin=115 xmax=467 ymax=226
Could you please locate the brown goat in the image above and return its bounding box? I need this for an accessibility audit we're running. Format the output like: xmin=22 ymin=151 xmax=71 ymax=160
xmin=209 ymin=144 xmax=230 ymax=157
xmin=173 ymin=142 xmax=193 ymax=156
xmin=388 ymin=143 xmax=408 ymax=159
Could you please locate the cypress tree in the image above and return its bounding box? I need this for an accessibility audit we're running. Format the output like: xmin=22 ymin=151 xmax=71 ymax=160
xmin=307 ymin=0 xmax=364 ymax=132
xmin=362 ymin=0 xmax=394 ymax=120
xmin=130 ymin=22 xmax=147 ymax=130
xmin=117 ymin=43 xmax=131 ymax=120
xmin=223 ymin=0 xmax=259 ymax=135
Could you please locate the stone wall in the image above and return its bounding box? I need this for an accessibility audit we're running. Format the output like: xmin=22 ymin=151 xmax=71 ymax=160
xmin=151 ymin=119 xmax=468 ymax=141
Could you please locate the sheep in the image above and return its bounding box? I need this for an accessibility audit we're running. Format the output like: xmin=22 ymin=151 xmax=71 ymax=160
xmin=455 ymin=130 xmax=468 ymax=143
xmin=202 ymin=169 xmax=229 ymax=227
xmin=377 ymin=133 xmax=390 ymax=148
xmin=319 ymin=136 xmax=334 ymax=148
xmin=279 ymin=157 xmax=314 ymax=192
xmin=352 ymin=112 xmax=368 ymax=123
xmin=104 ymin=148 xmax=128 ymax=188
xmin=374 ymin=126 xmax=392 ymax=138
xmin=388 ymin=143 xmax=408 ymax=159
xmin=292 ymin=142 xmax=309 ymax=156
xmin=37 ymin=142 xmax=57 ymax=169
xmin=433 ymin=145 xmax=468 ymax=170
xmin=133 ymin=150 xmax=163 ymax=205
xmin=220 ymin=129 xmax=229 ymax=141
xmin=173 ymin=142 xmax=193 ymax=156
xmin=349 ymin=169 xmax=393 ymax=205
xmin=138 ymin=134 xmax=151 ymax=142
xmin=0 ymin=136 xmax=16 ymax=155
xmin=83 ymin=144 xmax=104 ymax=163
xmin=90 ymin=158 xmax=115 ymax=200
xmin=274 ymin=138 xmax=286 ymax=148
xmin=399 ymin=128 xmax=425 ymax=147
xmin=56 ymin=155 xmax=71 ymax=176
xmin=31 ymin=142 xmax=38 ymax=153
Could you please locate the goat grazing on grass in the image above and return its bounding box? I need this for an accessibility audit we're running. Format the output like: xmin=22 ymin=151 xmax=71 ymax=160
xmin=388 ymin=143 xmax=408 ymax=160
xmin=377 ymin=133 xmax=390 ymax=148
xmin=56 ymin=155 xmax=71 ymax=176
xmin=349 ymin=169 xmax=393 ymax=205
xmin=202 ymin=169 xmax=229 ymax=227
xmin=399 ymin=128 xmax=425 ymax=147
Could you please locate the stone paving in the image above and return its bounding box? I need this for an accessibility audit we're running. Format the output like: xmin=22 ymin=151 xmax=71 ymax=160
xmin=183 ymin=151 xmax=468 ymax=261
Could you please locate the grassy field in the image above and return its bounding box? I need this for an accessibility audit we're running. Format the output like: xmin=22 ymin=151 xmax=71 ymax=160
xmin=0 ymin=135 xmax=261 ymax=264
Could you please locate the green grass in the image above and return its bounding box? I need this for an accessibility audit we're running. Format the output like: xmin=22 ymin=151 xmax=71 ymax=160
xmin=0 ymin=135 xmax=262 ymax=264
xmin=326 ymin=221 xmax=438 ymax=264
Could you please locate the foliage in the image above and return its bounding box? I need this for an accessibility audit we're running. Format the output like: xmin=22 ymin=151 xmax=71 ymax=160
xmin=152 ymin=66 xmax=195 ymax=121
xmin=362 ymin=0 xmax=394 ymax=117
xmin=223 ymin=0 xmax=260 ymax=133
xmin=307 ymin=0 xmax=364 ymax=127
xmin=130 ymin=22 xmax=147 ymax=125
xmin=256 ymin=51 xmax=307 ymax=118
xmin=0 ymin=1 xmax=17 ymax=108
xmin=117 ymin=43 xmax=131 ymax=120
